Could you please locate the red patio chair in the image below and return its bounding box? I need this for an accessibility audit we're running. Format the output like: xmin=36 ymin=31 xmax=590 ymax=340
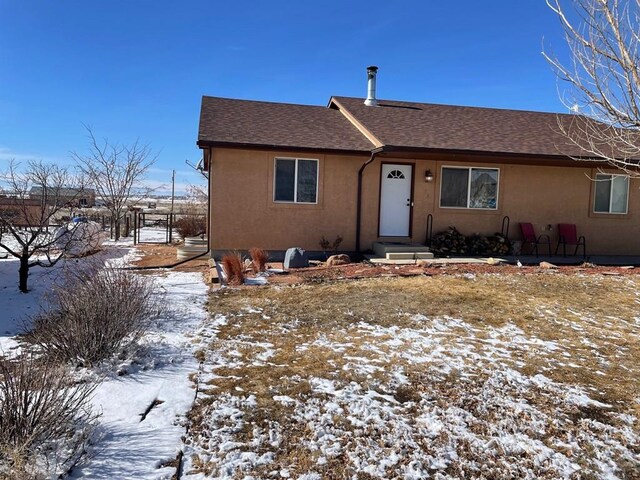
xmin=555 ymin=223 xmax=586 ymax=258
xmin=519 ymin=222 xmax=551 ymax=256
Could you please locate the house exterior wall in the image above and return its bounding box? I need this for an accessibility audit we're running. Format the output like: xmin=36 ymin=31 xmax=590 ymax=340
xmin=208 ymin=148 xmax=364 ymax=253
xmin=29 ymin=191 xmax=96 ymax=208
xmin=360 ymin=156 xmax=640 ymax=255
xmin=209 ymin=148 xmax=640 ymax=256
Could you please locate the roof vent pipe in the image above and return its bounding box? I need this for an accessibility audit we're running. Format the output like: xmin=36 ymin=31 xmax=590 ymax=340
xmin=364 ymin=66 xmax=379 ymax=106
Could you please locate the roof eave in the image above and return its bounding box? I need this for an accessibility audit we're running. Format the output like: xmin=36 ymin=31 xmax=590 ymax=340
xmin=377 ymin=145 xmax=612 ymax=167
xmin=196 ymin=139 xmax=370 ymax=156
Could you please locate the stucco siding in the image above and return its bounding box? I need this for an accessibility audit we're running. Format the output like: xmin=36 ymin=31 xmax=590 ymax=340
xmin=210 ymin=148 xmax=640 ymax=255
xmin=209 ymin=148 xmax=364 ymax=252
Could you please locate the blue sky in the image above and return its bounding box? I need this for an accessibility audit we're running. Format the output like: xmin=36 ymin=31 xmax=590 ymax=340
xmin=0 ymin=1 xmax=571 ymax=194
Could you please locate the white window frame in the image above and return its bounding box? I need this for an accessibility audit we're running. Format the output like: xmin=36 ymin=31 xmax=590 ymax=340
xmin=593 ymin=173 xmax=629 ymax=214
xmin=439 ymin=166 xmax=500 ymax=210
xmin=273 ymin=157 xmax=319 ymax=204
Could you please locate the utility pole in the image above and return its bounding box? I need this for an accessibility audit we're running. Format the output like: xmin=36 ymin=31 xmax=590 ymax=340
xmin=169 ymin=169 xmax=175 ymax=243
xmin=170 ymin=169 xmax=175 ymax=214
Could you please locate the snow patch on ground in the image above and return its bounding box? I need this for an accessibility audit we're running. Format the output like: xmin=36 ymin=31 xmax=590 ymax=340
xmin=1 ymin=232 xmax=210 ymax=478
xmin=186 ymin=313 xmax=640 ymax=479
xmin=70 ymin=270 xmax=208 ymax=479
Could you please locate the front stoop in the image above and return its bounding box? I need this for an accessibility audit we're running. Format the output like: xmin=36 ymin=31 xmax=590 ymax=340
xmin=386 ymin=252 xmax=434 ymax=260
xmin=372 ymin=242 xmax=434 ymax=260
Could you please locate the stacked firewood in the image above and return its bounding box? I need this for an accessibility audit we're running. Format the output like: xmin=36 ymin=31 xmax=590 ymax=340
xmin=431 ymin=227 xmax=511 ymax=256
xmin=431 ymin=227 xmax=467 ymax=254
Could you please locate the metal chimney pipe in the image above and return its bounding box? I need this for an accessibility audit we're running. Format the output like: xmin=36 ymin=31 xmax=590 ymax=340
xmin=364 ymin=65 xmax=378 ymax=106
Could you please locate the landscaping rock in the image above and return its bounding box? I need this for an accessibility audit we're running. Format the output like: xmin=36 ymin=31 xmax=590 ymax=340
xmin=326 ymin=254 xmax=351 ymax=266
xmin=284 ymin=247 xmax=309 ymax=269
xmin=540 ymin=261 xmax=558 ymax=269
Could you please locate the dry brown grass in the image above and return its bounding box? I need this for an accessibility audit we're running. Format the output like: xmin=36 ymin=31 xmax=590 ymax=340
xmin=188 ymin=273 xmax=640 ymax=478
xmin=209 ymin=273 xmax=640 ymax=409
xmin=221 ymin=252 xmax=244 ymax=285
xmin=248 ymin=247 xmax=268 ymax=273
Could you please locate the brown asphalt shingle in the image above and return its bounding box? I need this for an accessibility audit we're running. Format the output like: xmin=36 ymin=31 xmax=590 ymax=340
xmin=330 ymin=96 xmax=586 ymax=158
xmin=198 ymin=94 xmax=633 ymax=161
xmin=198 ymin=96 xmax=374 ymax=152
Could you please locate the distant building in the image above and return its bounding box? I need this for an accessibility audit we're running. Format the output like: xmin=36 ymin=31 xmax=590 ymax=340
xmin=29 ymin=186 xmax=96 ymax=208
xmin=0 ymin=197 xmax=44 ymax=227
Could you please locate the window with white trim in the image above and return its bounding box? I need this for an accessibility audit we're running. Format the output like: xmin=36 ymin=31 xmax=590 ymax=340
xmin=593 ymin=173 xmax=629 ymax=214
xmin=440 ymin=167 xmax=499 ymax=209
xmin=274 ymin=158 xmax=318 ymax=203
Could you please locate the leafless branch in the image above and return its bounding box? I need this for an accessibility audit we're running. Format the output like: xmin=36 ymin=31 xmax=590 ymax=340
xmin=0 ymin=160 xmax=92 ymax=292
xmin=0 ymin=354 xmax=98 ymax=478
xmin=70 ymin=126 xmax=157 ymax=240
xmin=544 ymin=0 xmax=640 ymax=175
xmin=26 ymin=263 xmax=161 ymax=367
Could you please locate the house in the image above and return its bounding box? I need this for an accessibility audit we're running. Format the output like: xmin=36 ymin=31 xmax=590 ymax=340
xmin=29 ymin=186 xmax=96 ymax=208
xmin=197 ymin=67 xmax=640 ymax=257
xmin=0 ymin=197 xmax=44 ymax=228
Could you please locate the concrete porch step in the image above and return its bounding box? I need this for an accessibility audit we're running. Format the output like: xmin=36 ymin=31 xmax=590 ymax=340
xmin=386 ymin=251 xmax=434 ymax=260
xmin=372 ymin=242 xmax=433 ymax=260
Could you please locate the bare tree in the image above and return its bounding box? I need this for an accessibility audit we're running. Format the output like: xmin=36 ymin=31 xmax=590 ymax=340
xmin=544 ymin=0 xmax=640 ymax=174
xmin=186 ymin=183 xmax=208 ymax=204
xmin=71 ymin=127 xmax=156 ymax=240
xmin=0 ymin=160 xmax=87 ymax=292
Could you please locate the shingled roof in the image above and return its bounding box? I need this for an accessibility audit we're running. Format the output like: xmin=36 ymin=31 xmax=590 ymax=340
xmin=198 ymin=94 xmax=631 ymax=161
xmin=198 ymin=96 xmax=374 ymax=153
xmin=29 ymin=186 xmax=94 ymax=197
xmin=330 ymin=96 xmax=586 ymax=158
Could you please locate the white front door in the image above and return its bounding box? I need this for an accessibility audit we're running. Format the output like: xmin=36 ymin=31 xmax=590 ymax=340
xmin=379 ymin=164 xmax=412 ymax=237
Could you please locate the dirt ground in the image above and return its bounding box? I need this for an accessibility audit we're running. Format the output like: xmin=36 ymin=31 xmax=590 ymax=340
xmin=130 ymin=243 xmax=640 ymax=285
xmin=130 ymin=243 xmax=210 ymax=273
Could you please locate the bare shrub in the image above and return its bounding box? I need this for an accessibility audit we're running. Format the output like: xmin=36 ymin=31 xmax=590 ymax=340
xmin=26 ymin=265 xmax=160 ymax=367
xmin=221 ymin=253 xmax=245 ymax=285
xmin=174 ymin=214 xmax=207 ymax=239
xmin=332 ymin=235 xmax=343 ymax=253
xmin=248 ymin=247 xmax=268 ymax=273
xmin=319 ymin=235 xmax=343 ymax=257
xmin=319 ymin=236 xmax=330 ymax=252
xmin=0 ymin=355 xmax=98 ymax=478
xmin=173 ymin=185 xmax=207 ymax=239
